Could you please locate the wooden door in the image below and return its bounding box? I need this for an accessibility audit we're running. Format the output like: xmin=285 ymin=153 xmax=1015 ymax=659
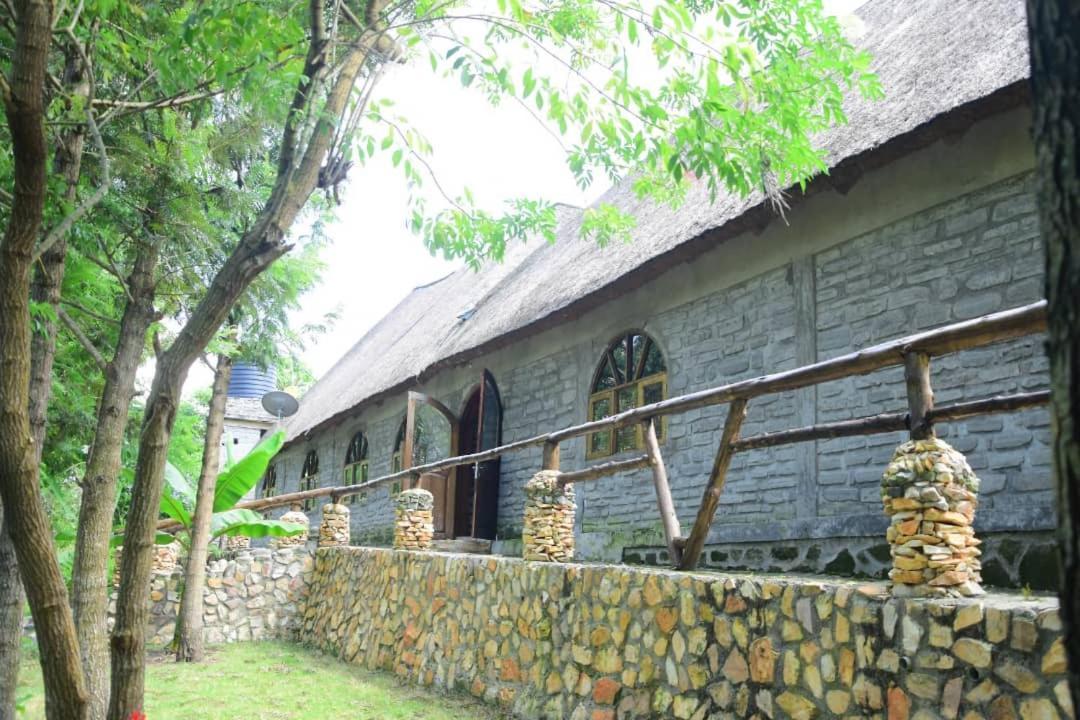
xmin=471 ymin=371 xmax=502 ymax=540
xmin=453 ymin=371 xmax=502 ymax=539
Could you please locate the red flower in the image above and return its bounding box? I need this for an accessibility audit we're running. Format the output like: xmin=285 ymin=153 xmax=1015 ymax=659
xmin=129 ymin=712 xmax=147 ymax=720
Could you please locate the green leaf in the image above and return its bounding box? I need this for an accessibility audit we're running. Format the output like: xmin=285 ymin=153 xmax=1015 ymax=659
xmin=161 ymin=486 xmax=192 ymax=528
xmin=165 ymin=461 xmax=195 ymax=505
xmin=212 ymin=429 xmax=285 ymax=513
xmin=109 ymin=531 xmax=176 ymax=548
xmin=210 ymin=508 xmax=306 ymax=539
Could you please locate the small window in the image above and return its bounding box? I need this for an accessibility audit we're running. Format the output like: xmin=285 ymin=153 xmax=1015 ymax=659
xmin=587 ymin=332 xmax=667 ymax=459
xmin=343 ymin=432 xmax=369 ymax=505
xmin=262 ymin=464 xmax=278 ymax=498
xmin=300 ymin=450 xmax=319 ymax=511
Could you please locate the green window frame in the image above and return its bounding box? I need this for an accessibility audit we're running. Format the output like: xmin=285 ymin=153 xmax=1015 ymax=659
xmin=262 ymin=463 xmax=278 ymax=498
xmin=300 ymin=450 xmax=319 ymax=511
xmin=343 ymin=432 xmax=369 ymax=505
xmin=390 ymin=421 xmax=405 ymax=495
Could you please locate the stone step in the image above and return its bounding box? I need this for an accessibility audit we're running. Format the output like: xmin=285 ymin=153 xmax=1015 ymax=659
xmin=430 ymin=537 xmax=492 ymax=555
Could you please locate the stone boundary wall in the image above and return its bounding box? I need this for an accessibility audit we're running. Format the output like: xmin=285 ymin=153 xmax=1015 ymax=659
xmin=109 ymin=547 xmax=314 ymax=646
xmin=623 ymin=530 xmax=1062 ymax=592
xmin=300 ymin=547 xmax=1072 ymax=720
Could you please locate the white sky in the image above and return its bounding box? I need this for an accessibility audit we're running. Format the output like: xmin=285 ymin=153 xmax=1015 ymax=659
xmin=183 ymin=0 xmax=867 ymax=396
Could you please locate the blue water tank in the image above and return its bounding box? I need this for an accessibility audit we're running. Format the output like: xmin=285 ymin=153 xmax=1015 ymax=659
xmin=227 ymin=362 xmax=277 ymax=398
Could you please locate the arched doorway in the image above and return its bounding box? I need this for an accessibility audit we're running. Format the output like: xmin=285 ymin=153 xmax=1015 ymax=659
xmin=399 ymin=395 xmax=456 ymax=537
xmin=455 ymin=370 xmax=502 ymax=540
xmin=400 ymin=370 xmax=502 ymax=543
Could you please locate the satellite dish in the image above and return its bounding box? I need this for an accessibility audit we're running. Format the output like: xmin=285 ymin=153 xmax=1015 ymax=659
xmin=261 ymin=390 xmax=299 ymax=420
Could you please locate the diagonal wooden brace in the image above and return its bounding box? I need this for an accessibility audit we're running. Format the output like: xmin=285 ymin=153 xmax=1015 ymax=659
xmin=679 ymin=398 xmax=749 ymax=570
xmin=642 ymin=418 xmax=682 ymax=566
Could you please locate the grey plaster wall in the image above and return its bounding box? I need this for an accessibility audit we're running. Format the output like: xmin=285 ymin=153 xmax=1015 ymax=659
xmin=275 ymin=106 xmax=1052 ymax=587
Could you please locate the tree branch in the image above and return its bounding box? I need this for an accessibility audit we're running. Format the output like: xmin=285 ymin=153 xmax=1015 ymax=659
xmin=0 ymin=71 xmax=11 ymax=111
xmin=80 ymin=249 xmax=133 ymax=300
xmin=56 ymin=306 xmax=107 ymax=373
xmin=33 ymin=33 xmax=110 ymax=264
xmin=60 ymin=299 xmax=120 ymax=326
xmin=92 ymin=89 xmax=220 ymax=112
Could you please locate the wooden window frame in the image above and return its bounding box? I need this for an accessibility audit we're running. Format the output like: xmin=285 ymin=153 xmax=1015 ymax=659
xmin=586 ymin=372 xmax=668 ymax=459
xmin=587 ymin=389 xmax=615 ymax=459
xmin=586 ymin=330 xmax=668 ymax=460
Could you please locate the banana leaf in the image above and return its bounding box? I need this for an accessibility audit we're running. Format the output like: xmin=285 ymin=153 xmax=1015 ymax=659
xmin=160 ymin=485 xmax=192 ymax=529
xmin=109 ymin=531 xmax=178 ymax=547
xmin=165 ymin=461 xmax=195 ymax=506
xmin=209 ymin=508 xmax=306 ymax=539
xmin=213 ymin=429 xmax=285 ymax=513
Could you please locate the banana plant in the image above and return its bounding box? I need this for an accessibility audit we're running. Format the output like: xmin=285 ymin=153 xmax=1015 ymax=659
xmin=157 ymin=429 xmax=304 ymax=547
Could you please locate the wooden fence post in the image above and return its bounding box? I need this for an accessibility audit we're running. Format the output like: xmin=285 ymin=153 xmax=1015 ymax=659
xmin=679 ymin=398 xmax=749 ymax=570
xmin=642 ymin=419 xmax=682 ymax=566
xmin=542 ymin=441 xmax=560 ymax=471
xmin=904 ymin=351 xmax=935 ymax=440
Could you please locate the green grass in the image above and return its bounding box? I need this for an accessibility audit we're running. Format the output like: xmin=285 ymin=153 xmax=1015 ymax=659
xmin=18 ymin=642 xmax=505 ymax=719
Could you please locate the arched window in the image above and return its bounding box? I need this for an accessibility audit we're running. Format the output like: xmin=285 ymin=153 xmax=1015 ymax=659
xmin=300 ymin=450 xmax=319 ymax=510
xmin=587 ymin=331 xmax=667 ymax=459
xmin=343 ymin=432 xmax=368 ymax=505
xmin=262 ymin=463 xmax=278 ymax=498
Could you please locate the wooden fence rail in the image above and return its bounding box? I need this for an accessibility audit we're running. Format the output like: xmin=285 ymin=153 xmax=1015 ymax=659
xmin=162 ymin=300 xmax=1050 ymax=570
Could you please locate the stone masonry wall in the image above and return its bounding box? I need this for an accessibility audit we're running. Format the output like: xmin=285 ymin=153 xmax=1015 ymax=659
xmin=109 ymin=547 xmax=314 ymax=647
xmin=301 ymin=547 xmax=1072 ymax=720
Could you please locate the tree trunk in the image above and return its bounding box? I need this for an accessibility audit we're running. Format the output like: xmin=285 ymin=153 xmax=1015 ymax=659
xmin=0 ymin=1 xmax=90 ymax=718
xmin=28 ymin=40 xmax=89 ymax=458
xmin=107 ymin=24 xmax=371 ymax=717
xmin=107 ymin=227 xmax=292 ymax=720
xmin=0 ymin=40 xmax=91 ymax=718
xmin=175 ymin=354 xmax=232 ymax=663
xmin=1026 ymin=0 xmax=1080 ymax=712
xmin=0 ymin=507 xmax=23 ymax=720
xmin=70 ymin=238 xmax=159 ymax=720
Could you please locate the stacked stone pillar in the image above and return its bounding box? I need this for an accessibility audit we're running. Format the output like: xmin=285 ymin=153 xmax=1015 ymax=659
xmin=154 ymin=541 xmax=181 ymax=571
xmin=522 ymin=470 xmax=575 ymax=562
xmin=113 ymin=542 xmax=181 ymax=585
xmin=274 ymin=505 xmax=309 ymax=548
xmin=318 ymin=503 xmax=351 ymax=547
xmin=225 ymin=535 xmax=251 ymax=551
xmin=394 ymin=489 xmax=434 ymax=550
xmin=881 ymin=438 xmax=983 ymax=597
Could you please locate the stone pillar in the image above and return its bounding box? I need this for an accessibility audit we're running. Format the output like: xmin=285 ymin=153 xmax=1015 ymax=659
xmin=522 ymin=470 xmax=575 ymax=562
xmin=153 ymin=542 xmax=181 ymax=572
xmin=225 ymin=535 xmax=251 ymax=551
xmin=274 ymin=505 xmax=309 ymax=548
xmin=394 ymin=489 xmax=434 ymax=551
xmin=881 ymin=438 xmax=983 ymax=597
xmin=318 ymin=503 xmax=350 ymax=547
xmin=112 ymin=545 xmax=123 ymax=586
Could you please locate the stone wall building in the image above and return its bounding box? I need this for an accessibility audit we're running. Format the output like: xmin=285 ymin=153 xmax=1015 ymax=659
xmin=269 ymin=0 xmax=1055 ymax=588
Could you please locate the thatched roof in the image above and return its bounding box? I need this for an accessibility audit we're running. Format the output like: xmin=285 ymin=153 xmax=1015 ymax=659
xmin=285 ymin=0 xmax=1031 ymax=443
